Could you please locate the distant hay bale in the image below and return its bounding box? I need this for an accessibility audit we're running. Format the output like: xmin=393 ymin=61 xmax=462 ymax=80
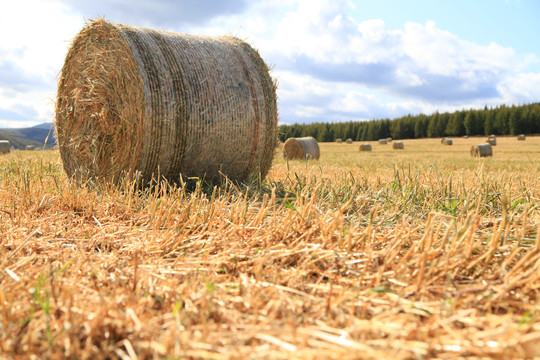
xmin=0 ymin=140 xmax=10 ymax=154
xmin=392 ymin=141 xmax=404 ymax=149
xmin=55 ymin=19 xmax=277 ymax=184
xmin=379 ymin=139 xmax=387 ymax=145
xmin=336 ymin=138 xmax=343 ymax=143
xmin=441 ymin=138 xmax=453 ymax=145
xmin=26 ymin=145 xmax=35 ymax=151
xmin=387 ymin=137 xmax=392 ymax=142
xmin=517 ymin=134 xmax=526 ymax=141
xmin=283 ymin=137 xmax=320 ymax=160
xmin=463 ymin=135 xmax=469 ymax=139
xmin=487 ymin=137 xmax=497 ymax=146
xmin=359 ymin=143 xmax=372 ymax=151
xmin=346 ymin=138 xmax=353 ymax=144
xmin=470 ymin=143 xmax=492 ymax=157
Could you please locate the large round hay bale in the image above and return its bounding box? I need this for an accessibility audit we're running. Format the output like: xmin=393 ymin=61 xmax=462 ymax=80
xmin=345 ymin=138 xmax=353 ymax=144
xmin=487 ymin=137 xmax=497 ymax=146
xmin=336 ymin=138 xmax=343 ymax=143
xmin=283 ymin=137 xmax=320 ymax=160
xmin=359 ymin=143 xmax=372 ymax=151
xmin=379 ymin=139 xmax=387 ymax=145
xmin=0 ymin=140 xmax=10 ymax=154
xmin=470 ymin=143 xmax=492 ymax=157
xmin=55 ymin=19 xmax=277 ymax=183
xmin=392 ymin=141 xmax=404 ymax=149
xmin=441 ymin=138 xmax=453 ymax=145
xmin=517 ymin=134 xmax=526 ymax=141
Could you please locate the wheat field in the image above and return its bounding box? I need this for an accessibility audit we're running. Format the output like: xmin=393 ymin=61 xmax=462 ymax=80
xmin=0 ymin=136 xmax=539 ymax=359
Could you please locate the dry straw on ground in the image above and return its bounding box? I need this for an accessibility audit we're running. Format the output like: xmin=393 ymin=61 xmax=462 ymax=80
xmin=471 ymin=143 xmax=493 ymax=157
xmin=392 ymin=141 xmax=404 ymax=149
xmin=283 ymin=137 xmax=320 ymax=160
xmin=359 ymin=143 xmax=372 ymax=151
xmin=0 ymin=140 xmax=9 ymax=154
xmin=345 ymin=138 xmax=353 ymax=144
xmin=378 ymin=139 xmax=387 ymax=145
xmin=518 ymin=134 xmax=526 ymax=141
xmin=55 ymin=19 xmax=277 ymax=184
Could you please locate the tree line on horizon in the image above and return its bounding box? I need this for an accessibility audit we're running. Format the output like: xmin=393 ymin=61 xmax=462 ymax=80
xmin=278 ymin=103 xmax=540 ymax=142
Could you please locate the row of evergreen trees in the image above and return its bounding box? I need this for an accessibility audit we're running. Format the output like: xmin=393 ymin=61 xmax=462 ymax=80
xmin=278 ymin=103 xmax=540 ymax=142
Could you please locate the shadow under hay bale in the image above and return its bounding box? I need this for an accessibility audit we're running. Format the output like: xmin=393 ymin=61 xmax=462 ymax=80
xmin=359 ymin=143 xmax=372 ymax=151
xmin=0 ymin=140 xmax=10 ymax=154
xmin=392 ymin=141 xmax=404 ymax=149
xmin=517 ymin=134 xmax=526 ymax=141
xmin=379 ymin=139 xmax=387 ymax=145
xmin=55 ymin=19 xmax=277 ymax=184
xmin=283 ymin=137 xmax=320 ymax=160
xmin=471 ymin=143 xmax=492 ymax=157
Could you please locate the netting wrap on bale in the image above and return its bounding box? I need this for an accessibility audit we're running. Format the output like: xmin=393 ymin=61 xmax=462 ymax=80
xmin=0 ymin=140 xmax=10 ymax=154
xmin=283 ymin=137 xmax=320 ymax=160
xmin=471 ymin=144 xmax=492 ymax=157
xmin=56 ymin=19 xmax=278 ymax=183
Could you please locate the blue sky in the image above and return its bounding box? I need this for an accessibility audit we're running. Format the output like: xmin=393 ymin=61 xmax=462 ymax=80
xmin=0 ymin=0 xmax=538 ymax=127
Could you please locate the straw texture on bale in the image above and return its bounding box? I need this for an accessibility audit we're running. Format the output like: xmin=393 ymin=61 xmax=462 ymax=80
xmin=0 ymin=140 xmax=10 ymax=154
xmin=359 ymin=143 xmax=372 ymax=151
xmin=487 ymin=137 xmax=497 ymax=146
xmin=471 ymin=143 xmax=492 ymax=157
xmin=283 ymin=137 xmax=320 ymax=160
xmin=441 ymin=138 xmax=453 ymax=145
xmin=336 ymin=138 xmax=343 ymax=143
xmin=345 ymin=138 xmax=353 ymax=144
xmin=56 ymin=19 xmax=277 ymax=183
xmin=517 ymin=134 xmax=526 ymax=141
xmin=379 ymin=139 xmax=387 ymax=145
xmin=392 ymin=141 xmax=404 ymax=149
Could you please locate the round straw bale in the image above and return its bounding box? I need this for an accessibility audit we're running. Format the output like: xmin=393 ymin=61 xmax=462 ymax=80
xmin=55 ymin=19 xmax=277 ymax=184
xmin=441 ymin=138 xmax=453 ymax=145
xmin=359 ymin=143 xmax=372 ymax=151
xmin=517 ymin=134 xmax=526 ymax=141
xmin=0 ymin=140 xmax=10 ymax=154
xmin=387 ymin=137 xmax=392 ymax=142
xmin=26 ymin=145 xmax=35 ymax=151
xmin=283 ymin=137 xmax=320 ymax=160
xmin=346 ymin=138 xmax=353 ymax=144
xmin=486 ymin=137 xmax=497 ymax=146
xmin=470 ymin=143 xmax=492 ymax=157
xmin=463 ymin=135 xmax=469 ymax=139
xmin=336 ymin=138 xmax=343 ymax=143
xmin=392 ymin=141 xmax=404 ymax=149
xmin=378 ymin=139 xmax=387 ymax=145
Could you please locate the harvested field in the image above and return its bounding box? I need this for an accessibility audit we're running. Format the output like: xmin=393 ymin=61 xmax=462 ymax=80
xmin=1 ymin=136 xmax=539 ymax=359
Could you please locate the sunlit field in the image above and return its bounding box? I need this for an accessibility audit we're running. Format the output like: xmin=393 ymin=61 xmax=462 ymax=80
xmin=1 ymin=136 xmax=539 ymax=359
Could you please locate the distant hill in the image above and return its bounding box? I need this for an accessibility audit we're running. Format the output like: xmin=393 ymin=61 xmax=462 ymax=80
xmin=0 ymin=123 xmax=57 ymax=149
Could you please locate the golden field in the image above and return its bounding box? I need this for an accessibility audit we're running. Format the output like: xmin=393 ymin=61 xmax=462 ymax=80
xmin=0 ymin=136 xmax=539 ymax=359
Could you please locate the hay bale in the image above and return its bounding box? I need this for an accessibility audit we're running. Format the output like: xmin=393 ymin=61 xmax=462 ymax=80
xmin=441 ymin=138 xmax=453 ymax=145
xmin=0 ymin=140 xmax=10 ymax=154
xmin=359 ymin=143 xmax=372 ymax=151
xmin=346 ymin=138 xmax=353 ymax=144
xmin=487 ymin=137 xmax=497 ymax=146
xmin=55 ymin=19 xmax=277 ymax=184
xmin=392 ymin=141 xmax=404 ymax=149
xmin=336 ymin=138 xmax=343 ymax=143
xmin=470 ymin=143 xmax=492 ymax=157
xmin=379 ymin=139 xmax=387 ymax=145
xmin=463 ymin=135 xmax=469 ymax=139
xmin=283 ymin=137 xmax=320 ymax=160
xmin=387 ymin=137 xmax=392 ymax=142
xmin=26 ymin=145 xmax=35 ymax=151
xmin=517 ymin=134 xmax=526 ymax=141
